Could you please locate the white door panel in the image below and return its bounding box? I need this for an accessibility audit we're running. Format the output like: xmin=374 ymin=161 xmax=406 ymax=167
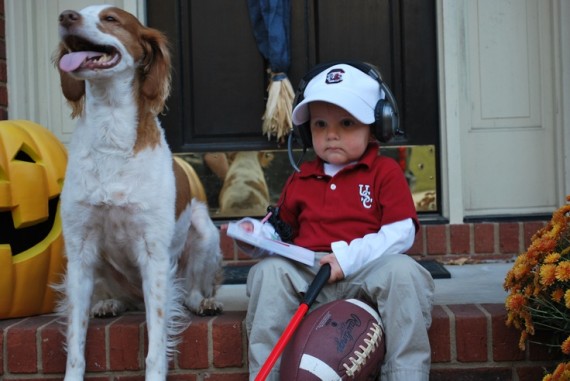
xmin=464 ymin=129 xmax=556 ymax=214
xmin=462 ymin=0 xmax=558 ymax=216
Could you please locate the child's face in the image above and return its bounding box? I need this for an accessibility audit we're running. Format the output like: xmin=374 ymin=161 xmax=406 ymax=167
xmin=309 ymin=102 xmax=372 ymax=165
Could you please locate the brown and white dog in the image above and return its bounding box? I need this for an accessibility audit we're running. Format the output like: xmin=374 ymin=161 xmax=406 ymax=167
xmin=54 ymin=5 xmax=222 ymax=380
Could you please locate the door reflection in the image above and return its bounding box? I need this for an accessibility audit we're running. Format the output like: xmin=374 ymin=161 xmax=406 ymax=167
xmin=176 ymin=145 xmax=437 ymax=219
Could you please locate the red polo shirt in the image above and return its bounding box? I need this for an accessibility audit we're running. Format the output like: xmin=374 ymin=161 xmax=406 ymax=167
xmin=277 ymin=143 xmax=419 ymax=252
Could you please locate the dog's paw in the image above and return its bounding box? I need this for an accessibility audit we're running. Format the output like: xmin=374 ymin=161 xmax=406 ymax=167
xmin=189 ymin=298 xmax=223 ymax=316
xmin=91 ymin=299 xmax=126 ymax=317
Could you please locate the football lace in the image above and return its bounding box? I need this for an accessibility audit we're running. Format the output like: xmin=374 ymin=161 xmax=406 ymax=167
xmin=343 ymin=322 xmax=383 ymax=377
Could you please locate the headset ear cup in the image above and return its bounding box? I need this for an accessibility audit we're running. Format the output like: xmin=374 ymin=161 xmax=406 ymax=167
xmin=374 ymin=99 xmax=396 ymax=143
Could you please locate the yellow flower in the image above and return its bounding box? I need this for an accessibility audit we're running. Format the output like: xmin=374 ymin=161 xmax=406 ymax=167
xmin=506 ymin=293 xmax=526 ymax=312
xmin=513 ymin=263 xmax=530 ymax=279
xmin=545 ymin=252 xmax=562 ymax=264
xmin=565 ymin=290 xmax=570 ymax=309
xmin=556 ymin=261 xmax=570 ymax=282
xmin=553 ymin=361 xmax=566 ymax=378
xmin=535 ymin=238 xmax=557 ymax=254
xmin=540 ymin=264 xmax=557 ymax=286
xmin=545 ymin=361 xmax=570 ymax=380
xmin=518 ymin=330 xmax=528 ymax=351
xmin=562 ymin=336 xmax=570 ymax=355
xmin=504 ymin=195 xmax=570 ymax=360
xmin=552 ymin=288 xmax=565 ymax=303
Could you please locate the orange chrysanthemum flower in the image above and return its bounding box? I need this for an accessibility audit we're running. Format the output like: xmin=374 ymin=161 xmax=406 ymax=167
xmin=556 ymin=261 xmax=570 ymax=282
xmin=546 ymin=252 xmax=562 ymax=264
xmin=562 ymin=335 xmax=570 ymax=355
xmin=552 ymin=288 xmax=565 ymax=303
xmin=565 ymin=290 xmax=570 ymax=309
xmin=535 ymin=238 xmax=558 ymax=253
xmin=506 ymin=293 xmax=526 ymax=312
xmin=518 ymin=330 xmax=528 ymax=351
xmin=540 ymin=264 xmax=557 ymax=286
xmin=513 ymin=263 xmax=530 ymax=280
xmin=504 ymin=195 xmax=570 ymax=372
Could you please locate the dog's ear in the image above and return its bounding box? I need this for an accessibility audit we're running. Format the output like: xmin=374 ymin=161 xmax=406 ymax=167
xmin=59 ymin=70 xmax=85 ymax=118
xmin=53 ymin=44 xmax=85 ymax=118
xmin=139 ymin=28 xmax=171 ymax=115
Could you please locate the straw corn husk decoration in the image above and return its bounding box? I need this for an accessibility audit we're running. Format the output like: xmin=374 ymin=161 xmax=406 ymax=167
xmin=262 ymin=71 xmax=294 ymax=143
xmin=247 ymin=0 xmax=292 ymax=144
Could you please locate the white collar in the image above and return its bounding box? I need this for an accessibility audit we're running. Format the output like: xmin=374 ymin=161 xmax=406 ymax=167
xmin=323 ymin=161 xmax=357 ymax=176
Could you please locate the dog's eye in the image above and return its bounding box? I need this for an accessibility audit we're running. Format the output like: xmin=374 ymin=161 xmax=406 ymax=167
xmin=104 ymin=15 xmax=117 ymax=22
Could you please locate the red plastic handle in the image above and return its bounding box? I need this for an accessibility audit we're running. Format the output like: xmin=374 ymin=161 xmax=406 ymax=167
xmin=255 ymin=264 xmax=331 ymax=381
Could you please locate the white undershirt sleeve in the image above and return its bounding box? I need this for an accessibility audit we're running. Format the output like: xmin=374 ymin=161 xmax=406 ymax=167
xmin=331 ymin=218 xmax=416 ymax=277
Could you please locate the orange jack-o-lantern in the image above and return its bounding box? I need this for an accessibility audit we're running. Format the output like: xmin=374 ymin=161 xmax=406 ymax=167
xmin=0 ymin=120 xmax=67 ymax=318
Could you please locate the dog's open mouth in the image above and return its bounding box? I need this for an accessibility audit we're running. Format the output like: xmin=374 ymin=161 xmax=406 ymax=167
xmin=59 ymin=35 xmax=121 ymax=73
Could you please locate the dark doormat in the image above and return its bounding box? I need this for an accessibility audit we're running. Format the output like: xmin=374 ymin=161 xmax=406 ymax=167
xmin=222 ymin=259 xmax=450 ymax=285
xmin=417 ymin=259 xmax=451 ymax=279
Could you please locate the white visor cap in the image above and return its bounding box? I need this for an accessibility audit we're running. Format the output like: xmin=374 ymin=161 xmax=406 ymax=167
xmin=292 ymin=63 xmax=384 ymax=125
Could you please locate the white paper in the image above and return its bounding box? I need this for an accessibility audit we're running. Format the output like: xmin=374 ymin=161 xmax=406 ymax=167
xmin=227 ymin=222 xmax=315 ymax=266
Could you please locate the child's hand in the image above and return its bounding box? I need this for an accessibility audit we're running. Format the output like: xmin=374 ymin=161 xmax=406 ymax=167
xmin=319 ymin=253 xmax=345 ymax=283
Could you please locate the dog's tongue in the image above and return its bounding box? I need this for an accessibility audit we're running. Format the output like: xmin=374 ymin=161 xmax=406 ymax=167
xmin=59 ymin=51 xmax=102 ymax=72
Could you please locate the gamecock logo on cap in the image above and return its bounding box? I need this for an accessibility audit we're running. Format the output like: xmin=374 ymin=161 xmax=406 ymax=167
xmin=326 ymin=68 xmax=345 ymax=84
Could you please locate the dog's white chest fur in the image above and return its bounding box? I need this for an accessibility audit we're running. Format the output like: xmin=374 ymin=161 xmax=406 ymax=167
xmin=64 ymin=116 xmax=173 ymax=209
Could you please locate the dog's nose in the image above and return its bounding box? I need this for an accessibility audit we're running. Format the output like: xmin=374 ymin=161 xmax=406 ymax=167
xmin=59 ymin=10 xmax=81 ymax=28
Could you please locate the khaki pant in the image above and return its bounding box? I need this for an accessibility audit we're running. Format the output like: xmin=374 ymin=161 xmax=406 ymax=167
xmin=246 ymin=253 xmax=435 ymax=381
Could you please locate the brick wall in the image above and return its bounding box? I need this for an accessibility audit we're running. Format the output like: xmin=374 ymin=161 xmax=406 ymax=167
xmin=221 ymin=221 xmax=547 ymax=266
xmin=409 ymin=221 xmax=547 ymax=262
xmin=0 ymin=305 xmax=560 ymax=380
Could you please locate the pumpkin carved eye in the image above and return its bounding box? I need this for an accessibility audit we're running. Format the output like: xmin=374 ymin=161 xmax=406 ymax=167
xmin=13 ymin=149 xmax=35 ymax=163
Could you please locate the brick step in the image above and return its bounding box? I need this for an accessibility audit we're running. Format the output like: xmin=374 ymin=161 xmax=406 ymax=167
xmin=1 ymin=219 xmax=555 ymax=380
xmin=0 ymin=303 xmax=561 ymax=381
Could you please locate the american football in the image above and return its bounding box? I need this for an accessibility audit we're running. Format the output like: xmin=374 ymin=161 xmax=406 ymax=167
xmin=280 ymin=298 xmax=385 ymax=380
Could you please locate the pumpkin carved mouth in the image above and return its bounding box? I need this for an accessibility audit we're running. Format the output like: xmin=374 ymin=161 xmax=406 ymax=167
xmin=0 ymin=197 xmax=59 ymax=256
xmin=0 ymin=149 xmax=60 ymax=256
